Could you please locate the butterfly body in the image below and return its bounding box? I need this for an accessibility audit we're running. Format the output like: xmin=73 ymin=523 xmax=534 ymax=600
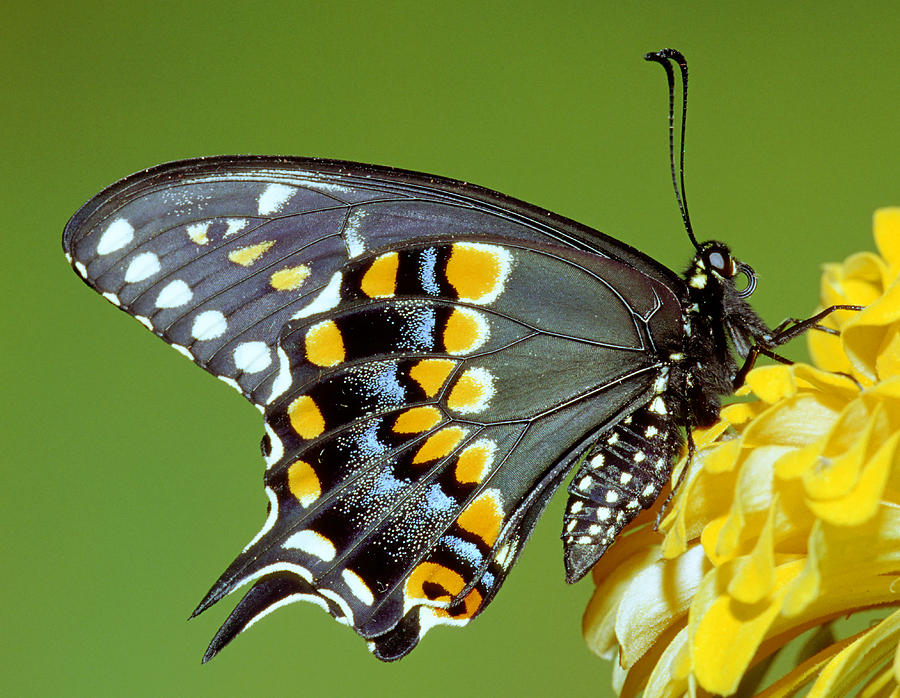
xmin=64 ymin=155 xmax=770 ymax=660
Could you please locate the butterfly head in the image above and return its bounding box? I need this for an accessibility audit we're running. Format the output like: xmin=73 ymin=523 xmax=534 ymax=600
xmin=687 ymin=241 xmax=758 ymax=300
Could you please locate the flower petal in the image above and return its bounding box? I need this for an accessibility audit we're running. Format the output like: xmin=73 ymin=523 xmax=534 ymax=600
xmin=807 ymin=608 xmax=900 ymax=697
xmin=806 ymin=431 xmax=898 ymax=526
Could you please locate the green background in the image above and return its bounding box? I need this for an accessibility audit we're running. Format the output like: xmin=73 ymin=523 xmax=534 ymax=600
xmin=3 ymin=2 xmax=898 ymax=696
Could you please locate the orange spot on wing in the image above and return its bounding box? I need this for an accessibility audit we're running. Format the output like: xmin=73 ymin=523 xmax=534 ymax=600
xmin=360 ymin=251 xmax=399 ymax=298
xmin=447 ymin=368 xmax=494 ymax=413
xmin=287 ymin=460 xmax=321 ymax=507
xmin=305 ymin=320 xmax=345 ymax=367
xmin=228 ymin=240 xmax=275 ymax=266
xmin=455 ymin=441 xmax=494 ymax=484
xmin=457 ymin=490 xmax=503 ymax=546
xmin=270 ymin=264 xmax=311 ymax=291
xmin=406 ymin=561 xmax=465 ymax=601
xmin=434 ymin=588 xmax=482 ymax=620
xmin=406 ymin=562 xmax=482 ymax=620
xmin=443 ymin=308 xmax=487 ymax=355
xmin=392 ymin=406 xmax=443 ymax=434
xmin=409 ymin=359 xmax=455 ymax=397
xmin=445 ymin=243 xmax=505 ymax=303
xmin=412 ymin=427 xmax=466 ymax=464
xmin=288 ymin=395 xmax=325 ymax=438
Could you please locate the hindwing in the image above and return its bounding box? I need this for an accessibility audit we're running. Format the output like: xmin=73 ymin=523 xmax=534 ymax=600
xmin=62 ymin=157 xmax=688 ymax=660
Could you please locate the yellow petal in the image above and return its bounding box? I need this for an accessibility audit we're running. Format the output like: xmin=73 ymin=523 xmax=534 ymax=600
xmin=583 ymin=546 xmax=662 ymax=659
xmin=774 ymin=441 xmax=821 ymax=480
xmin=754 ymin=631 xmax=859 ymax=698
xmin=614 ymin=546 xmax=707 ymax=668
xmin=690 ymin=561 xmax=803 ymax=695
xmin=807 ymin=608 xmax=900 ymax=697
xmin=727 ymin=501 xmax=777 ymax=604
xmin=801 ymin=411 xmax=874 ymax=500
xmin=742 ymin=393 xmax=841 ymax=449
xmin=781 ymin=521 xmax=824 ymax=616
xmin=844 ymin=281 xmax=900 ymax=381
xmin=806 ymin=431 xmax=898 ymax=525
xmin=745 ymin=365 xmax=797 ymax=404
xmin=721 ymin=401 xmax=756 ymax=425
xmin=701 ymin=438 xmax=741 ymax=474
xmin=642 ymin=628 xmax=692 ymax=698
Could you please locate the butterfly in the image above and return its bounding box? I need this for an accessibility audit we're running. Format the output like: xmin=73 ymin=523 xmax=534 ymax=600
xmin=62 ymin=49 xmax=853 ymax=661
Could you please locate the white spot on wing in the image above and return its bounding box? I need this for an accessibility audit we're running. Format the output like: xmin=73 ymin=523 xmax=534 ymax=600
xmin=224 ymin=218 xmax=248 ymax=237
xmin=171 ymin=344 xmax=193 ymax=360
xmin=191 ymin=310 xmax=227 ymax=340
xmin=342 ymin=570 xmax=374 ymax=606
xmin=74 ymin=261 xmax=88 ymax=278
xmin=266 ymin=347 xmax=292 ymax=406
xmin=283 ymin=530 xmax=336 ymax=561
xmin=135 ymin=315 xmax=153 ymax=330
xmin=293 ymin=272 xmax=342 ymax=319
xmin=97 ymin=218 xmax=134 ymax=255
xmin=258 ymin=184 xmax=294 ymax=215
xmin=102 ymin=292 xmax=121 ymax=306
xmin=344 ymin=208 xmax=366 ymax=257
xmin=124 ymin=252 xmax=161 ymax=283
xmin=233 ymin=341 xmax=272 ymax=373
xmin=155 ymin=279 xmax=193 ymax=308
xmin=217 ymin=375 xmax=242 ymax=392
xmin=186 ymin=221 xmax=210 ymax=245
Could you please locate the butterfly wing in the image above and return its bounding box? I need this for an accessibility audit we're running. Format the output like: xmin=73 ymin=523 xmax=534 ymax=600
xmin=62 ymin=156 xmax=682 ymax=405
xmin=63 ymin=157 xmax=687 ymax=659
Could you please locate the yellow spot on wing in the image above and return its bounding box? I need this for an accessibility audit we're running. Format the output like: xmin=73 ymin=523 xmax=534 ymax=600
xmin=457 ymin=490 xmax=503 ymax=546
xmin=409 ymin=359 xmax=455 ymax=397
xmin=393 ymin=406 xmax=443 ymax=434
xmin=406 ymin=561 xmax=482 ymax=619
xmin=406 ymin=561 xmax=465 ymax=601
xmin=445 ymin=243 xmax=508 ymax=303
xmin=455 ymin=440 xmax=495 ymax=484
xmin=412 ymin=426 xmax=466 ymax=464
xmin=305 ymin=320 xmax=345 ymax=367
xmin=360 ymin=251 xmax=399 ymax=298
xmin=447 ymin=368 xmax=494 ymax=414
xmin=186 ymin=222 xmax=210 ymax=245
xmin=435 ymin=587 xmax=482 ymax=619
xmin=287 ymin=460 xmax=321 ymax=507
xmin=443 ymin=308 xmax=488 ymax=355
xmin=271 ymin=264 xmax=311 ymax=291
xmin=228 ymin=240 xmax=275 ymax=267
xmin=288 ymin=395 xmax=325 ymax=438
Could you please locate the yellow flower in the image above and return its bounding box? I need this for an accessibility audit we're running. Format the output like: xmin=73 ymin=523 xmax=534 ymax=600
xmin=583 ymin=209 xmax=900 ymax=697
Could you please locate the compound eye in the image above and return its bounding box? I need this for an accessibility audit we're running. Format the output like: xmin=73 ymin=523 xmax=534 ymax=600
xmin=706 ymin=247 xmax=734 ymax=276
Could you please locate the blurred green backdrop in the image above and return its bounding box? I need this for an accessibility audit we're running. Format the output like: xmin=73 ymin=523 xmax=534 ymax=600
xmin=3 ymin=2 xmax=898 ymax=696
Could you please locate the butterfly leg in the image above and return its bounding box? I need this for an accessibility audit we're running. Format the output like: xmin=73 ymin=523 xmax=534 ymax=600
xmin=733 ymin=304 xmax=864 ymax=388
xmin=561 ymin=398 xmax=682 ymax=583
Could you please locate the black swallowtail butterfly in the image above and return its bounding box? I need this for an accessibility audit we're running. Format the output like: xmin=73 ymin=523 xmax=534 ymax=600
xmin=62 ymin=49 xmax=854 ymax=661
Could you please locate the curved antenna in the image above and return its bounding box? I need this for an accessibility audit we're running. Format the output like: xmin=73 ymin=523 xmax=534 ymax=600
xmin=643 ymin=48 xmax=700 ymax=252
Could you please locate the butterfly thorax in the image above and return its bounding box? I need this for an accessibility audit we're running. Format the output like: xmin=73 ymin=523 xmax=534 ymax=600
xmin=677 ymin=240 xmax=772 ymax=426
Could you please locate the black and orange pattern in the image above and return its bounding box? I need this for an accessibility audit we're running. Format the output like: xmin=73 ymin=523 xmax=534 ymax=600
xmin=63 ymin=154 xmax=776 ymax=661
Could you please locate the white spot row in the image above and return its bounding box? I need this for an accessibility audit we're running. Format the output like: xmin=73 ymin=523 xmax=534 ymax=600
xmin=97 ymin=218 xmax=134 ymax=255
xmin=233 ymin=340 xmax=271 ymax=373
xmin=258 ymin=183 xmax=294 ymax=215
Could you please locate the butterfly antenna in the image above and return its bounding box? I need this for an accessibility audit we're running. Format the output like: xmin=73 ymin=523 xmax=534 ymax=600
xmin=644 ymin=48 xmax=700 ymax=252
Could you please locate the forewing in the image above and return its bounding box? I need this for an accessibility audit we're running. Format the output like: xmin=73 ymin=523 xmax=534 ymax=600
xmin=62 ymin=156 xmax=682 ymax=405
xmin=193 ymin=238 xmax=682 ymax=659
